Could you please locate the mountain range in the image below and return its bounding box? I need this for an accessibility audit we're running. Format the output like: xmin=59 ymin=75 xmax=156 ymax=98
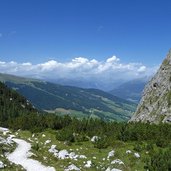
xmin=109 ymin=78 xmax=148 ymax=103
xmin=0 ymin=73 xmax=136 ymax=121
xmin=46 ymin=77 xmax=148 ymax=103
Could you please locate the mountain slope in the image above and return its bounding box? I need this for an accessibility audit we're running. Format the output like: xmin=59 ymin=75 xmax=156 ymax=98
xmin=130 ymin=49 xmax=171 ymax=123
xmin=109 ymin=78 xmax=148 ymax=103
xmin=0 ymin=73 xmax=136 ymax=121
xmin=0 ymin=81 xmax=36 ymax=126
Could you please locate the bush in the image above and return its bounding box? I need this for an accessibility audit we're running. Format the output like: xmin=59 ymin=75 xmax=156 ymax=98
xmin=32 ymin=143 xmax=39 ymax=151
xmin=74 ymin=133 xmax=89 ymax=142
xmin=145 ymin=143 xmax=154 ymax=151
xmin=155 ymin=138 xmax=169 ymax=148
xmin=93 ymin=136 xmax=108 ymax=149
xmin=56 ymin=128 xmax=75 ymax=142
xmin=146 ymin=148 xmax=171 ymax=171
xmin=167 ymin=91 xmax=171 ymax=107
xmin=133 ymin=143 xmax=144 ymax=152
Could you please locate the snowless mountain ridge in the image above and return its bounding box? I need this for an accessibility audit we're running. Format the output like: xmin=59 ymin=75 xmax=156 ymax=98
xmin=130 ymin=49 xmax=171 ymax=123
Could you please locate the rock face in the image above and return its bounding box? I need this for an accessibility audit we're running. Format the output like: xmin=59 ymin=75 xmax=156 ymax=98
xmin=130 ymin=49 xmax=171 ymax=123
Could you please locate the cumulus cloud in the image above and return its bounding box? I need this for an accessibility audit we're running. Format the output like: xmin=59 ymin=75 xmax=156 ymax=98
xmin=106 ymin=56 xmax=120 ymax=63
xmin=0 ymin=56 xmax=157 ymax=89
xmin=137 ymin=66 xmax=146 ymax=73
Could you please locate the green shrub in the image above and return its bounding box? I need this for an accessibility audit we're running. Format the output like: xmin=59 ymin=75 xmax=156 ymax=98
xmin=146 ymin=148 xmax=171 ymax=170
xmin=167 ymin=91 xmax=171 ymax=107
xmin=146 ymin=143 xmax=154 ymax=151
xmin=74 ymin=133 xmax=89 ymax=142
xmin=169 ymin=76 xmax=171 ymax=82
xmin=56 ymin=128 xmax=75 ymax=142
xmin=32 ymin=143 xmax=39 ymax=151
xmin=93 ymin=136 xmax=108 ymax=149
xmin=133 ymin=143 xmax=144 ymax=152
xmin=155 ymin=138 xmax=169 ymax=148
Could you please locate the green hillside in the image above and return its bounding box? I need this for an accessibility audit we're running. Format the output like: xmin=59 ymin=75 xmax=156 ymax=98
xmin=0 ymin=81 xmax=36 ymax=127
xmin=0 ymin=73 xmax=137 ymax=121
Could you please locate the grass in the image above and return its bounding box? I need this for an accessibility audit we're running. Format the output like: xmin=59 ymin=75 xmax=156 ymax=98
xmin=1 ymin=128 xmax=166 ymax=171
xmin=12 ymin=129 xmax=150 ymax=171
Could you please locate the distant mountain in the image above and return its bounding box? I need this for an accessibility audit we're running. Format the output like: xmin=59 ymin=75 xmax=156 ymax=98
xmin=48 ymin=78 xmax=123 ymax=91
xmin=109 ymin=78 xmax=148 ymax=103
xmin=0 ymin=73 xmax=136 ymax=121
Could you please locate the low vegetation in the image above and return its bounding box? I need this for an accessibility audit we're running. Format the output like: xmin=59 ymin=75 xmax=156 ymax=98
xmin=1 ymin=81 xmax=171 ymax=170
xmin=167 ymin=90 xmax=171 ymax=107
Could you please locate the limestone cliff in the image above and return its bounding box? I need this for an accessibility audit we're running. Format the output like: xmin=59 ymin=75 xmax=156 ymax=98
xmin=130 ymin=49 xmax=171 ymax=123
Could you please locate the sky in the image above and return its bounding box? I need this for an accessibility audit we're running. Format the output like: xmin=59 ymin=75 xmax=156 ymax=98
xmin=0 ymin=0 xmax=171 ymax=87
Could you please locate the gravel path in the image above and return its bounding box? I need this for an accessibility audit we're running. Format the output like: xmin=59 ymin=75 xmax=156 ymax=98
xmin=7 ymin=138 xmax=55 ymax=171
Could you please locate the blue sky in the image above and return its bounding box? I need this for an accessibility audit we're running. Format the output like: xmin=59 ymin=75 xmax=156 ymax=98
xmin=0 ymin=0 xmax=171 ymax=64
xmin=0 ymin=0 xmax=170 ymax=86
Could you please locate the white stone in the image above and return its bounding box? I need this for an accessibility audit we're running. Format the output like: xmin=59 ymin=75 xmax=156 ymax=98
xmin=0 ymin=136 xmax=6 ymax=144
xmin=111 ymin=159 xmax=124 ymax=165
xmin=64 ymin=164 xmax=80 ymax=171
xmin=107 ymin=150 xmax=115 ymax=159
xmin=84 ymin=160 xmax=92 ymax=168
xmin=79 ymin=155 xmax=87 ymax=159
xmin=45 ymin=140 xmax=51 ymax=145
xmin=69 ymin=152 xmax=76 ymax=159
xmin=28 ymin=138 xmax=33 ymax=142
xmin=58 ymin=150 xmax=69 ymax=159
xmin=134 ymin=152 xmax=140 ymax=158
xmin=126 ymin=150 xmax=132 ymax=154
xmin=43 ymin=156 xmax=47 ymax=160
xmin=42 ymin=134 xmax=46 ymax=137
xmin=162 ymin=108 xmax=167 ymax=113
xmin=111 ymin=169 xmax=122 ymax=171
xmin=91 ymin=136 xmax=100 ymax=142
xmin=6 ymin=136 xmax=14 ymax=144
xmin=106 ymin=168 xmax=122 ymax=171
xmin=0 ymin=161 xmax=4 ymax=168
xmin=105 ymin=167 xmax=111 ymax=171
xmin=48 ymin=145 xmax=58 ymax=155
xmin=0 ymin=127 xmax=9 ymax=132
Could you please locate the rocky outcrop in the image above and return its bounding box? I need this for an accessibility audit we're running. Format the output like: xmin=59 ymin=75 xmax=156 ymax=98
xmin=130 ymin=49 xmax=171 ymax=123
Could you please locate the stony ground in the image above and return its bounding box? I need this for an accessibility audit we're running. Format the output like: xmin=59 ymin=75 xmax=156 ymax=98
xmin=0 ymin=127 xmax=151 ymax=171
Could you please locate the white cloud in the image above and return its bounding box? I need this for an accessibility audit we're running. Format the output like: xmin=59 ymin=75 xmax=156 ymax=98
xmin=137 ymin=66 xmax=146 ymax=73
xmin=0 ymin=56 xmax=157 ymax=88
xmin=106 ymin=56 xmax=120 ymax=63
